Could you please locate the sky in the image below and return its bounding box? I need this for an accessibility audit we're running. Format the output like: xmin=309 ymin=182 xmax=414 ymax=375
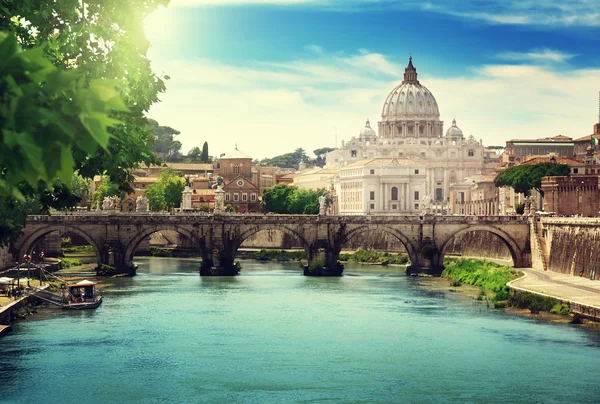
xmin=144 ymin=0 xmax=600 ymax=161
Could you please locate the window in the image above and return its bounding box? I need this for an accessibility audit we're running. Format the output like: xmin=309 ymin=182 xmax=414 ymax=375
xmin=468 ymin=149 xmax=474 ymax=157
xmin=225 ymin=193 xmax=230 ymax=201
xmin=414 ymin=203 xmax=419 ymax=209
xmin=392 ymin=204 xmax=397 ymax=210
xmin=370 ymin=204 xmax=375 ymax=210
xmin=351 ymin=150 xmax=357 ymax=157
xmin=370 ymin=169 xmax=375 ymax=175
xmin=414 ymin=169 xmax=419 ymax=175
xmin=233 ymin=193 xmax=239 ymax=201
xmin=370 ymin=191 xmax=375 ymax=200
xmin=391 ymin=187 xmax=398 ymax=200
xmin=414 ymin=191 xmax=419 ymax=200
xmin=251 ymin=193 xmax=257 ymax=201
xmin=242 ymin=193 xmax=247 ymax=201
xmin=435 ymin=188 xmax=443 ymax=201
xmin=233 ymin=164 xmax=240 ymax=174
xmin=573 ymin=168 xmax=579 ymax=174
xmin=451 ymin=151 xmax=456 ymax=158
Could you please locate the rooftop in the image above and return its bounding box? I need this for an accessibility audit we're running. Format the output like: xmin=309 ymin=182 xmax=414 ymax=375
xmin=507 ymin=135 xmax=573 ymax=144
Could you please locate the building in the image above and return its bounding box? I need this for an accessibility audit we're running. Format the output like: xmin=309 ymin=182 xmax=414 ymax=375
xmin=542 ymin=176 xmax=600 ymax=217
xmin=449 ymin=175 xmax=499 ymax=215
xmin=215 ymin=147 xmax=261 ymax=213
xmin=574 ymin=123 xmax=600 ymax=158
xmin=293 ymin=167 xmax=338 ymax=190
xmin=504 ymin=135 xmax=574 ymax=165
xmin=337 ymin=158 xmax=428 ymax=215
xmin=326 ymin=57 xmax=494 ymax=214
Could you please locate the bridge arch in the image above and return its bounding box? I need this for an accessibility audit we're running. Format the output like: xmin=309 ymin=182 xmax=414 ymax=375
xmin=124 ymin=226 xmax=201 ymax=266
xmin=438 ymin=225 xmax=523 ymax=268
xmin=233 ymin=224 xmax=312 ymax=258
xmin=341 ymin=225 xmax=418 ymax=264
xmin=17 ymin=225 xmax=102 ymax=267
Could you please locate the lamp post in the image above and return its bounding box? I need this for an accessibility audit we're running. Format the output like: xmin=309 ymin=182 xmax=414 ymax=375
xmin=40 ymin=251 xmax=45 ymax=286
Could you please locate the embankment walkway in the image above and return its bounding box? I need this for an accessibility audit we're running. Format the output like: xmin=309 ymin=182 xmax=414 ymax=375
xmin=509 ymin=268 xmax=600 ymax=318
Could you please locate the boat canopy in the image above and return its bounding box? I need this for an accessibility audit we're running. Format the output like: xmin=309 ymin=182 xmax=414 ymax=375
xmin=67 ymin=280 xmax=97 ymax=288
xmin=0 ymin=277 xmax=13 ymax=285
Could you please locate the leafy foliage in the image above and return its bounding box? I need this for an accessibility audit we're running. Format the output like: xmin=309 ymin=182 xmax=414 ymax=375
xmin=261 ymin=184 xmax=325 ymax=214
xmin=149 ymin=119 xmax=182 ymax=161
xmin=91 ymin=177 xmax=120 ymax=206
xmin=1 ymin=0 xmax=168 ymax=194
xmin=313 ymin=147 xmax=335 ymax=168
xmin=442 ymin=258 xmax=520 ymax=301
xmin=0 ymin=31 xmax=125 ymax=196
xmin=494 ymin=162 xmax=571 ymax=196
xmin=261 ymin=148 xmax=308 ymax=169
xmin=145 ymin=168 xmax=184 ymax=211
xmin=338 ymin=249 xmax=409 ymax=265
xmin=0 ymin=196 xmax=40 ymax=246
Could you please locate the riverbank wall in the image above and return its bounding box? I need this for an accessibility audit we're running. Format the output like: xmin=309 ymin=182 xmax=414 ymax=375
xmin=534 ymin=218 xmax=600 ymax=280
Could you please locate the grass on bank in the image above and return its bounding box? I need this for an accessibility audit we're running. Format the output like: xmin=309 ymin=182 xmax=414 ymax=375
xmin=60 ymin=257 xmax=83 ymax=268
xmin=339 ymin=248 xmax=409 ymax=266
xmin=442 ymin=258 xmax=570 ymax=315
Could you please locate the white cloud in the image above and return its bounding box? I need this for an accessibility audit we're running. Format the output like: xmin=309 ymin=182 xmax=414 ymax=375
xmin=171 ymin=0 xmax=323 ymax=6
xmin=148 ymin=46 xmax=600 ymax=160
xmin=497 ymin=48 xmax=576 ymax=63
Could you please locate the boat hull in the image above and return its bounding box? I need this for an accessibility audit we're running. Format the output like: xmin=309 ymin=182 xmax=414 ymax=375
xmin=62 ymin=297 xmax=103 ymax=310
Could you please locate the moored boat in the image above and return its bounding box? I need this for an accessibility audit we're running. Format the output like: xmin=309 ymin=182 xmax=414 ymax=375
xmin=63 ymin=280 xmax=103 ymax=310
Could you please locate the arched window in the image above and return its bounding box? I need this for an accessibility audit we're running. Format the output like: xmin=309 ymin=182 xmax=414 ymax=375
xmin=391 ymin=187 xmax=398 ymax=200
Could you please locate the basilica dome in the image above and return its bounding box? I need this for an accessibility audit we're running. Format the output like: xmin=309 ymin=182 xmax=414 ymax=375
xmin=381 ymin=57 xmax=440 ymax=122
xmin=359 ymin=119 xmax=377 ymax=139
xmin=445 ymin=118 xmax=464 ymax=139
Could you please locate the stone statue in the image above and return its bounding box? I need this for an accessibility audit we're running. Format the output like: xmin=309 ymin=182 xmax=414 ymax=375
xmin=185 ymin=175 xmax=191 ymax=187
xmin=421 ymin=193 xmax=432 ymax=215
xmin=102 ymin=196 xmax=120 ymax=212
xmin=95 ymin=200 xmax=101 ymax=212
xmin=212 ymin=176 xmax=225 ymax=214
xmin=318 ymin=194 xmax=327 ymax=216
xmin=136 ymin=196 xmax=149 ymax=212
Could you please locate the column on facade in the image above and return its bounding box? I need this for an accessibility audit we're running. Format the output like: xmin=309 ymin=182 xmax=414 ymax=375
xmin=402 ymin=122 xmax=407 ymax=138
xmin=415 ymin=122 xmax=420 ymax=137
xmin=379 ymin=183 xmax=384 ymax=211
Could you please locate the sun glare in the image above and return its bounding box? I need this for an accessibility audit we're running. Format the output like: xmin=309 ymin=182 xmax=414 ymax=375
xmin=143 ymin=6 xmax=174 ymax=43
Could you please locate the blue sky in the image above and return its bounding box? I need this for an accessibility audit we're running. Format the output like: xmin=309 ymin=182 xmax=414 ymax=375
xmin=145 ymin=0 xmax=600 ymax=160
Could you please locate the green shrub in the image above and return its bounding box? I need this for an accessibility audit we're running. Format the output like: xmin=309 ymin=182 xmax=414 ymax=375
xmin=61 ymin=237 xmax=72 ymax=248
xmin=62 ymin=245 xmax=95 ymax=253
xmin=550 ymin=303 xmax=570 ymax=315
xmin=338 ymin=249 xmax=409 ymax=265
xmin=61 ymin=257 xmax=82 ymax=268
xmin=308 ymin=258 xmax=324 ymax=273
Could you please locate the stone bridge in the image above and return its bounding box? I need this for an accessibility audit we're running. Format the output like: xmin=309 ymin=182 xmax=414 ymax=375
xmin=13 ymin=214 xmax=531 ymax=276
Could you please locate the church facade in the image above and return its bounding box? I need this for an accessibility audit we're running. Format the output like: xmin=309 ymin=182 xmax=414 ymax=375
xmin=326 ymin=57 xmax=493 ymax=215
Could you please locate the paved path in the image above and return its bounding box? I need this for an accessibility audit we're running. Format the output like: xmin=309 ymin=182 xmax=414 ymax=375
xmin=509 ymin=268 xmax=600 ymax=309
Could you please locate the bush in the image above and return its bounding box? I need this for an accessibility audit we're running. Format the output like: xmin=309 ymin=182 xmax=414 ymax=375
xmin=550 ymin=303 xmax=571 ymax=315
xmin=508 ymin=292 xmax=560 ymax=314
xmin=96 ymin=264 xmax=117 ymax=276
xmin=442 ymin=258 xmax=520 ymax=302
xmin=61 ymin=257 xmax=82 ymax=268
xmin=253 ymin=249 xmax=306 ymax=261
xmin=61 ymin=237 xmax=72 ymax=248
xmin=338 ymin=249 xmax=409 ymax=265
xmin=308 ymin=258 xmax=324 ymax=273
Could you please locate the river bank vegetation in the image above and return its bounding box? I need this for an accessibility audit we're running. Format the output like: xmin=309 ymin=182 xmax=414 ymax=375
xmin=339 ymin=249 xmax=410 ymax=266
xmin=442 ymin=258 xmax=570 ymax=315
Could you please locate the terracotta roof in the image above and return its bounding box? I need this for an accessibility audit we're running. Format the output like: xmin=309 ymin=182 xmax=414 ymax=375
xmin=133 ymin=177 xmax=159 ymax=183
xmin=521 ymin=155 xmax=583 ymax=165
xmin=507 ymin=135 xmax=573 ymax=143
xmin=149 ymin=163 xmax=213 ymax=171
xmin=574 ymin=134 xmax=600 ymax=142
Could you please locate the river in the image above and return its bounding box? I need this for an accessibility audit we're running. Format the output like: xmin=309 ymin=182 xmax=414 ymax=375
xmin=1 ymin=257 xmax=599 ymax=403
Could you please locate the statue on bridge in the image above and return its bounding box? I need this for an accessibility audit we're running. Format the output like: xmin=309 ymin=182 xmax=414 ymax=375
xmin=318 ymin=194 xmax=327 ymax=216
xmin=136 ymin=196 xmax=149 ymax=212
xmin=102 ymin=196 xmax=121 ymax=212
xmin=213 ymin=176 xmax=225 ymax=214
xmin=421 ymin=193 xmax=432 ymax=215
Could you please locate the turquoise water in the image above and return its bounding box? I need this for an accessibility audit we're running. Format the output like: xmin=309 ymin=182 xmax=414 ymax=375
xmin=1 ymin=258 xmax=600 ymax=403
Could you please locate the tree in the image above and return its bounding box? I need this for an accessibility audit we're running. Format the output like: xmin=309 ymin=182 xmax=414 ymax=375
xmin=0 ymin=32 xmax=126 ymax=197
xmin=201 ymin=142 xmax=209 ymax=163
xmin=188 ymin=147 xmax=202 ymax=162
xmin=92 ymin=177 xmax=121 ymax=206
xmin=149 ymin=119 xmax=182 ymax=161
xmin=261 ymin=184 xmax=297 ymax=213
xmin=495 ymin=162 xmax=571 ymax=196
xmin=313 ymin=147 xmax=335 ymax=168
xmin=261 ymin=184 xmax=324 ymax=214
xmin=286 ymin=188 xmax=322 ymax=214
xmin=145 ymin=168 xmax=184 ymax=211
xmin=261 ymin=147 xmax=309 ymax=169
xmin=2 ymin=0 xmax=168 ymax=194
